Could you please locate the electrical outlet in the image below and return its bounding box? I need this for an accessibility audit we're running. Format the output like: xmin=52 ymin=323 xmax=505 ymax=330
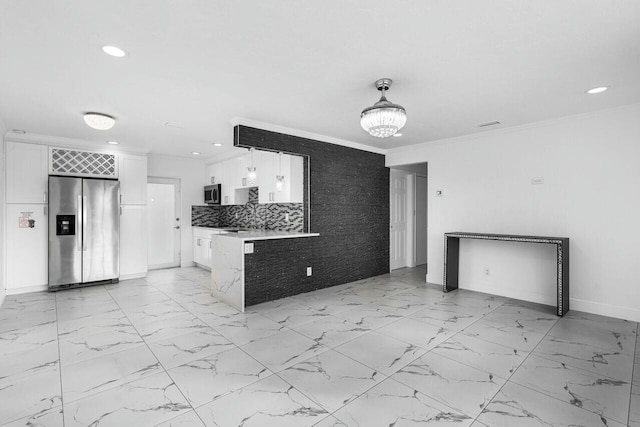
xmin=285 ymin=213 xmax=290 ymax=222
xmin=244 ymin=243 xmax=254 ymax=254
xmin=306 ymin=267 xmax=312 ymax=276
xmin=484 ymin=267 xmax=490 ymax=276
xmin=235 ymin=213 xmax=239 ymax=219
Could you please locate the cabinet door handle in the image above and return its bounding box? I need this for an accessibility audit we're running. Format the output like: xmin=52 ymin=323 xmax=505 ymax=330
xmin=44 ymin=206 xmax=47 ymax=216
xmin=197 ymin=238 xmax=201 ymax=246
xmin=209 ymin=241 xmax=212 ymax=248
xmin=43 ymin=192 xmax=47 ymax=203
xmin=120 ymin=194 xmax=123 ymax=204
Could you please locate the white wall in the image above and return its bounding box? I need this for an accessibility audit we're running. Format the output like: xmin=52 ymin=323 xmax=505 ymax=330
xmin=386 ymin=104 xmax=640 ymax=322
xmin=147 ymin=155 xmax=205 ymax=267
xmin=0 ymin=117 xmax=6 ymax=304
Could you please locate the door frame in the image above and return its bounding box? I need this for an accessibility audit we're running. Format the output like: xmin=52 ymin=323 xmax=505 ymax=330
xmin=147 ymin=176 xmax=181 ymax=270
xmin=390 ymin=169 xmax=412 ymax=270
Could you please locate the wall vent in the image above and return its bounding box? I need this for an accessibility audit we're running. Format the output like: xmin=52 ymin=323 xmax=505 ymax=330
xmin=49 ymin=147 xmax=118 ymax=178
xmin=477 ymin=120 xmax=501 ymax=128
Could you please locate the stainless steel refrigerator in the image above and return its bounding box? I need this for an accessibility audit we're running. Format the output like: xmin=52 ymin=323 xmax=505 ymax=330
xmin=48 ymin=176 xmax=120 ymax=290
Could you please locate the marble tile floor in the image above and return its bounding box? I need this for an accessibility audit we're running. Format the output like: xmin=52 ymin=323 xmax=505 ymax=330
xmin=0 ymin=265 xmax=638 ymax=426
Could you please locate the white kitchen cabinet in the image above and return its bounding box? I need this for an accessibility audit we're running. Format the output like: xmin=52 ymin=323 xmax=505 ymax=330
xmin=5 ymin=142 xmax=49 ymax=204
xmin=193 ymin=236 xmax=211 ymax=268
xmin=193 ymin=227 xmax=221 ymax=269
xmin=120 ymin=204 xmax=148 ymax=278
xmin=258 ymin=152 xmax=304 ymax=204
xmin=220 ymin=160 xmax=236 ymax=205
xmin=5 ymin=204 xmax=48 ymax=292
xmin=206 ymin=163 xmax=219 ymax=186
xmin=119 ymin=154 xmax=147 ymax=205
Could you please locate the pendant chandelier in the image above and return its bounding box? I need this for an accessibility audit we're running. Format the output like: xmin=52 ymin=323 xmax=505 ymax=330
xmin=360 ymin=78 xmax=406 ymax=138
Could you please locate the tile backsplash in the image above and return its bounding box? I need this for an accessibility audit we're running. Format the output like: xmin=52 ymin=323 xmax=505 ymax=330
xmin=192 ymin=187 xmax=304 ymax=232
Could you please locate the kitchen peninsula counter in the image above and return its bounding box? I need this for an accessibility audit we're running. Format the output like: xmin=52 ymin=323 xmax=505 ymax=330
xmin=210 ymin=230 xmax=319 ymax=311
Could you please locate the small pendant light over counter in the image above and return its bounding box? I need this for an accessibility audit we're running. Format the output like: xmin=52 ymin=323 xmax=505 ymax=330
xmin=276 ymin=152 xmax=285 ymax=192
xmin=247 ymin=148 xmax=257 ymax=185
xmin=360 ymin=78 xmax=406 ymax=138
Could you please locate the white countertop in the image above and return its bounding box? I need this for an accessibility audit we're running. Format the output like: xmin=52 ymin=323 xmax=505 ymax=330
xmin=215 ymin=230 xmax=319 ymax=241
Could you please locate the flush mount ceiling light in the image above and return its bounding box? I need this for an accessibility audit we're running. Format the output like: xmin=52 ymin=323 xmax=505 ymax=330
xmin=212 ymin=143 xmax=223 ymax=147
xmin=586 ymin=86 xmax=608 ymax=94
xmin=102 ymin=45 xmax=127 ymax=58
xmin=83 ymin=112 xmax=115 ymax=130
xmin=191 ymin=151 xmax=201 ymax=156
xmin=360 ymin=78 xmax=407 ymax=138
xmin=106 ymin=140 xmax=119 ymax=145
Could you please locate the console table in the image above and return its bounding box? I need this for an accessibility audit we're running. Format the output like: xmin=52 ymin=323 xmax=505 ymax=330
xmin=443 ymin=232 xmax=569 ymax=316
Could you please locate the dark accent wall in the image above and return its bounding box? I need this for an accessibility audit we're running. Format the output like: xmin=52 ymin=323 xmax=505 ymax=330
xmin=235 ymin=125 xmax=389 ymax=303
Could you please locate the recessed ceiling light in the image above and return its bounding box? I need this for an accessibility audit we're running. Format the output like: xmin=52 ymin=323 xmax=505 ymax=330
xmin=83 ymin=112 xmax=115 ymax=130
xmin=392 ymin=133 xmax=403 ymax=137
xmin=12 ymin=129 xmax=26 ymax=134
xmin=106 ymin=140 xmax=119 ymax=145
xmin=102 ymin=45 xmax=127 ymax=58
xmin=191 ymin=151 xmax=201 ymax=156
xmin=212 ymin=143 xmax=223 ymax=147
xmin=586 ymin=86 xmax=608 ymax=94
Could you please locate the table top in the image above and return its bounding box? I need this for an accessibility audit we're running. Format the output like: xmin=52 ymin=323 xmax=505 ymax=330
xmin=445 ymin=232 xmax=568 ymax=243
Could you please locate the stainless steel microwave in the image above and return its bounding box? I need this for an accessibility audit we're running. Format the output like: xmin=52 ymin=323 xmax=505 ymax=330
xmin=204 ymin=184 xmax=221 ymax=204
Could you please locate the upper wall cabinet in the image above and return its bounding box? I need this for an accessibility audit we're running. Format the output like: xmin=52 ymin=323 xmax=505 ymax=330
xmin=5 ymin=142 xmax=49 ymax=204
xmin=119 ymin=154 xmax=148 ymax=205
xmin=258 ymin=151 xmax=304 ymax=204
xmin=207 ymin=150 xmax=304 ymax=205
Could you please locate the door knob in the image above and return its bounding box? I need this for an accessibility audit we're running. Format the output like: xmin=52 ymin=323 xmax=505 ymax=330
xmin=174 ymin=226 xmax=180 ymax=229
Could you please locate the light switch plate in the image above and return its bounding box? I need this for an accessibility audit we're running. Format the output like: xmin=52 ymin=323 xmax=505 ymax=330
xmin=244 ymin=243 xmax=254 ymax=254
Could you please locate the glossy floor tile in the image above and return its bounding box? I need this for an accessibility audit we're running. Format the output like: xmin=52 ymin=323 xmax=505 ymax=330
xmin=0 ymin=265 xmax=637 ymax=426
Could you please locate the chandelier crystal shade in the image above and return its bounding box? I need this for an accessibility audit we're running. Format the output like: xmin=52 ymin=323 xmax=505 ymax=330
xmin=360 ymin=78 xmax=406 ymax=138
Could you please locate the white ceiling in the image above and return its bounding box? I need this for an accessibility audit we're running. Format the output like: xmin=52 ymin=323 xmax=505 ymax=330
xmin=1 ymin=1 xmax=639 ymax=161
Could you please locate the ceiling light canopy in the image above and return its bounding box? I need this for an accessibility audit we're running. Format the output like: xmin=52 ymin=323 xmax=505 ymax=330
xmin=106 ymin=140 xmax=119 ymax=145
xmin=360 ymin=78 xmax=407 ymax=138
xmin=191 ymin=151 xmax=201 ymax=155
xmin=102 ymin=45 xmax=127 ymax=58
xmin=586 ymin=86 xmax=608 ymax=94
xmin=83 ymin=112 xmax=115 ymax=130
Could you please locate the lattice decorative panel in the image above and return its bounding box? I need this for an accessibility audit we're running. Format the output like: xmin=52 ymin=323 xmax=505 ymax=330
xmin=49 ymin=148 xmax=118 ymax=178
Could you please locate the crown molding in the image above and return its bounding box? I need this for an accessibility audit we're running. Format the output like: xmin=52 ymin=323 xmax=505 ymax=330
xmin=387 ymin=102 xmax=640 ymax=155
xmin=3 ymin=131 xmax=149 ymax=155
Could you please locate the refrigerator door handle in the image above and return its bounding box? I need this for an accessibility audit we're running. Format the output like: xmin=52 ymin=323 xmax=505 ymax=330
xmin=82 ymin=195 xmax=88 ymax=251
xmin=76 ymin=195 xmax=82 ymax=251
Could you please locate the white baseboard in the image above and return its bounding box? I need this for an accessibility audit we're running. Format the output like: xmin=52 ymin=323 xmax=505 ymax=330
xmin=120 ymin=272 xmax=147 ymax=281
xmin=6 ymin=285 xmax=48 ymax=295
xmin=569 ymin=298 xmax=640 ymax=322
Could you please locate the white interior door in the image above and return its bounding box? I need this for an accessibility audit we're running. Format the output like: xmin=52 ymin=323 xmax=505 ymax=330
xmin=390 ymin=170 xmax=408 ymax=270
xmin=415 ymin=175 xmax=428 ymax=266
xmin=147 ymin=177 xmax=180 ymax=269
